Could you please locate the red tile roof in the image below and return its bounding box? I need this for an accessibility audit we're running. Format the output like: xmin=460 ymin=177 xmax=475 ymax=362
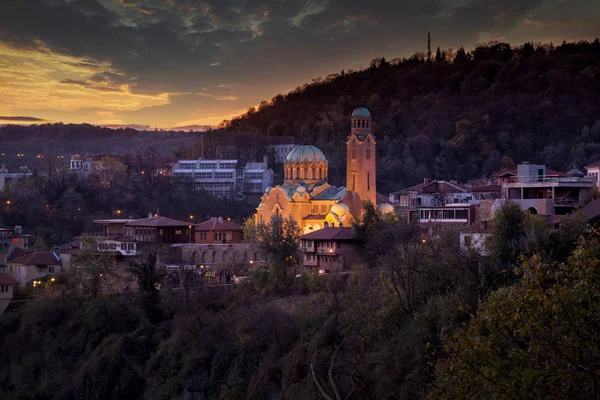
xmin=7 ymin=247 xmax=27 ymax=261
xmin=0 ymin=274 xmax=19 ymax=285
xmin=196 ymin=219 xmax=243 ymax=231
xmin=8 ymin=252 xmax=61 ymax=266
xmin=299 ymin=227 xmax=357 ymax=240
xmin=125 ymin=216 xmax=192 ymax=227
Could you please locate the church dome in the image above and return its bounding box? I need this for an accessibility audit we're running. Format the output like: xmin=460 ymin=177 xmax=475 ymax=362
xmin=331 ymin=201 xmax=350 ymax=217
xmin=377 ymin=203 xmax=395 ymax=215
xmin=351 ymin=107 xmax=371 ymax=119
xmin=285 ymin=145 xmax=327 ymax=164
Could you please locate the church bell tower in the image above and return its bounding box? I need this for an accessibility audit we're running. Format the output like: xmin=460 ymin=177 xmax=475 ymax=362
xmin=346 ymin=107 xmax=376 ymax=207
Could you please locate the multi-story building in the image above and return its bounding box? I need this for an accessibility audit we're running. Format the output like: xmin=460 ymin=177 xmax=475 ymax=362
xmin=299 ymin=227 xmax=364 ymax=273
xmin=0 ymin=165 xmax=33 ymax=190
xmin=265 ymin=136 xmax=298 ymax=163
xmin=70 ymin=154 xmax=103 ymax=176
xmin=4 ymin=251 xmax=62 ymax=285
xmin=173 ymin=157 xmax=273 ymax=198
xmin=501 ymin=163 xmax=595 ymax=215
xmin=585 ymin=160 xmax=600 ymax=187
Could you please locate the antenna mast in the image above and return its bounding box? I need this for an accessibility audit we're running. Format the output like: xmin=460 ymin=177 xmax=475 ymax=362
xmin=427 ymin=32 xmax=431 ymax=62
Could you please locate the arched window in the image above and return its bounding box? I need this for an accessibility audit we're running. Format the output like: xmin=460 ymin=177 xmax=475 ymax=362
xmin=319 ymin=168 xmax=322 ymax=179
xmin=222 ymin=251 xmax=228 ymax=262
xmin=352 ymin=149 xmax=356 ymax=159
xmin=212 ymin=251 xmax=217 ymax=263
xmin=311 ymin=167 xmax=315 ymax=179
xmin=201 ymin=251 xmax=206 ymax=263
xmin=352 ymin=174 xmax=356 ymax=190
xmin=296 ymin=167 xmax=300 ymax=179
xmin=243 ymin=251 xmax=248 ymax=262
xmin=191 ymin=251 xmax=197 ymax=263
xmin=367 ymin=173 xmax=371 ymax=191
xmin=304 ymin=167 xmax=308 ymax=179
xmin=366 ymin=149 xmax=371 ymax=159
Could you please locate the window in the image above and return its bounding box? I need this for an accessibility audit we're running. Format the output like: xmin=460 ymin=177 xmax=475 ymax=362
xmin=352 ymin=174 xmax=356 ymax=190
xmin=321 ymin=205 xmax=326 ymax=213
xmin=366 ymin=149 xmax=371 ymax=159
xmin=352 ymin=149 xmax=356 ymax=159
xmin=367 ymin=173 xmax=370 ymax=191
xmin=49 ymin=266 xmax=55 ymax=273
xmin=0 ymin=285 xmax=7 ymax=293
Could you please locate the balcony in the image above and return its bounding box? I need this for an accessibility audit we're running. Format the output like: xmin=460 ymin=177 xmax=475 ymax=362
xmin=508 ymin=175 xmax=595 ymax=185
xmin=317 ymin=247 xmax=336 ymax=254
xmin=303 ymin=257 xmax=318 ymax=266
xmin=554 ymin=197 xmax=580 ymax=206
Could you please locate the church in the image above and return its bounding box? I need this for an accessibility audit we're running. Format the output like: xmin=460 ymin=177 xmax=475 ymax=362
xmin=255 ymin=107 xmax=393 ymax=233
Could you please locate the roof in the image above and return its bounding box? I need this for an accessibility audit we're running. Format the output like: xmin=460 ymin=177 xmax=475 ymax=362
xmin=390 ymin=180 xmax=466 ymax=196
xmin=580 ymin=199 xmax=600 ymax=221
xmin=0 ymin=274 xmax=19 ymax=285
xmin=7 ymin=247 xmax=27 ymax=261
xmin=196 ymin=219 xmax=243 ymax=231
xmin=93 ymin=219 xmax=133 ymax=224
xmin=8 ymin=252 xmax=61 ymax=266
xmin=496 ymin=168 xmax=569 ymax=177
xmin=312 ymin=186 xmax=346 ymax=201
xmin=303 ymin=215 xmax=327 ymax=220
xmin=264 ymin=136 xmax=296 ymax=145
xmin=351 ymin=107 xmax=371 ymax=118
xmin=299 ymin=227 xmax=357 ymax=240
xmin=56 ymin=237 xmax=81 ymax=252
xmin=285 ymin=145 xmax=327 ymax=164
xmin=471 ymin=184 xmax=502 ymax=192
xmin=376 ymin=192 xmax=389 ymax=205
xmin=125 ymin=216 xmax=192 ymax=227
xmin=585 ymin=160 xmax=600 ymax=169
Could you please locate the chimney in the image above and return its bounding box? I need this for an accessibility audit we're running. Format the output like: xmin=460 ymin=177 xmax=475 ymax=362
xmin=148 ymin=212 xmax=153 ymax=219
xmin=263 ymin=155 xmax=268 ymax=165
xmin=218 ymin=217 xmax=223 ymax=223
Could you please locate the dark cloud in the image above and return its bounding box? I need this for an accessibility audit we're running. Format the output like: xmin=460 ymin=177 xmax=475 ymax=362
xmin=1 ymin=0 xmax=598 ymax=125
xmin=0 ymin=116 xmax=46 ymax=121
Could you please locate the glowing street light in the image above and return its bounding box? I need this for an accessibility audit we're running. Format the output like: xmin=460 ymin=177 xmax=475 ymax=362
xmin=5 ymin=200 xmax=11 ymax=205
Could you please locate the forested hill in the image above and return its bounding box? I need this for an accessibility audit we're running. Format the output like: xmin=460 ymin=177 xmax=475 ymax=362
xmin=220 ymin=40 xmax=600 ymax=194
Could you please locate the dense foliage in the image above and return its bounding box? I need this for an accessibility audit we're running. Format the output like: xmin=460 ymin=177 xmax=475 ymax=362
xmin=0 ymin=154 xmax=255 ymax=246
xmin=1 ymin=203 xmax=595 ymax=399
xmin=218 ymin=39 xmax=600 ymax=193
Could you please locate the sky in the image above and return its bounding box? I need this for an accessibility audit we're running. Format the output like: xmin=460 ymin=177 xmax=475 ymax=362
xmin=0 ymin=0 xmax=598 ymax=129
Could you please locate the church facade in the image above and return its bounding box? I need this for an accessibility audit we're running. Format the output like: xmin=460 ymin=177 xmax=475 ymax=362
xmin=255 ymin=107 xmax=393 ymax=233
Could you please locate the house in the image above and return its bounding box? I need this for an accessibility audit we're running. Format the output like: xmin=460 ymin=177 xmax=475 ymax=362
xmin=0 ymin=274 xmax=19 ymax=314
xmin=389 ymin=179 xmax=481 ymax=225
xmin=459 ymin=223 xmax=493 ymax=256
xmin=5 ymin=251 xmax=61 ymax=285
xmin=500 ymin=163 xmax=595 ymax=215
xmin=585 ymin=160 xmax=600 ymax=187
xmin=299 ymin=227 xmax=364 ymax=273
xmin=195 ymin=217 xmax=244 ymax=244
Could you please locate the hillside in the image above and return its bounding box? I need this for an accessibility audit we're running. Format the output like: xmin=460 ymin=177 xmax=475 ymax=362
xmin=220 ymin=40 xmax=600 ymax=194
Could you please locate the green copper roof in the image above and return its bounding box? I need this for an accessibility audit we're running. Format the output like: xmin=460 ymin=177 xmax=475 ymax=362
xmin=285 ymin=145 xmax=327 ymax=163
xmin=351 ymin=107 xmax=371 ymax=118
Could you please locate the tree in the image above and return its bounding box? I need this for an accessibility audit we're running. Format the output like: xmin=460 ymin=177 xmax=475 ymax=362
xmin=454 ymin=46 xmax=469 ymax=65
xmin=129 ymin=251 xmax=164 ymax=324
xmin=428 ymin=237 xmax=600 ymax=399
xmin=72 ymin=236 xmax=115 ymax=298
xmin=487 ymin=202 xmax=525 ymax=272
xmin=250 ymin=214 xmax=301 ymax=293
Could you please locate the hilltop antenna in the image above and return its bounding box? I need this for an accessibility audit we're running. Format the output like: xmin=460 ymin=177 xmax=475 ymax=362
xmin=427 ymin=32 xmax=432 ymax=62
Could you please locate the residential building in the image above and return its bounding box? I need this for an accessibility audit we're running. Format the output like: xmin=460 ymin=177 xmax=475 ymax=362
xmin=501 ymin=163 xmax=595 ymax=215
xmin=0 ymin=226 xmax=34 ymax=252
xmin=255 ymin=108 xmax=393 ymax=233
xmin=0 ymin=165 xmax=33 ymax=190
xmin=459 ymin=223 xmax=493 ymax=256
xmin=70 ymin=154 xmax=103 ymax=176
xmin=5 ymin=251 xmax=61 ymax=285
xmin=585 ymin=160 xmax=600 ymax=187
xmin=195 ymin=217 xmax=244 ymax=244
xmin=299 ymin=227 xmax=364 ymax=273
xmin=173 ymin=157 xmax=273 ymax=198
xmin=389 ymin=179 xmax=475 ymax=222
xmin=0 ymin=274 xmax=19 ymax=314
xmin=265 ymin=136 xmax=298 ymax=163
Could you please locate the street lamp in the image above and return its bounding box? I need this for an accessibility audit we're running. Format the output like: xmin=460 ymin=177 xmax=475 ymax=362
xmin=188 ymin=225 xmax=192 ymax=243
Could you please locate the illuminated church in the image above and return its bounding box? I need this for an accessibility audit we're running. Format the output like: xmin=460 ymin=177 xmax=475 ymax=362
xmin=255 ymin=107 xmax=393 ymax=233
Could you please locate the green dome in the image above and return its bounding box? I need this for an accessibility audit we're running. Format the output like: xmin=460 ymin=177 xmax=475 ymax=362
xmin=352 ymin=107 xmax=371 ymax=118
xmin=285 ymin=145 xmax=327 ymax=163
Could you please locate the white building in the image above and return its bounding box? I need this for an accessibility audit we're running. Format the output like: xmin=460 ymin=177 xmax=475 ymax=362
xmin=265 ymin=136 xmax=298 ymax=163
xmin=585 ymin=161 xmax=600 ymax=187
xmin=173 ymin=157 xmax=273 ymax=198
xmin=0 ymin=166 xmax=32 ymax=191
